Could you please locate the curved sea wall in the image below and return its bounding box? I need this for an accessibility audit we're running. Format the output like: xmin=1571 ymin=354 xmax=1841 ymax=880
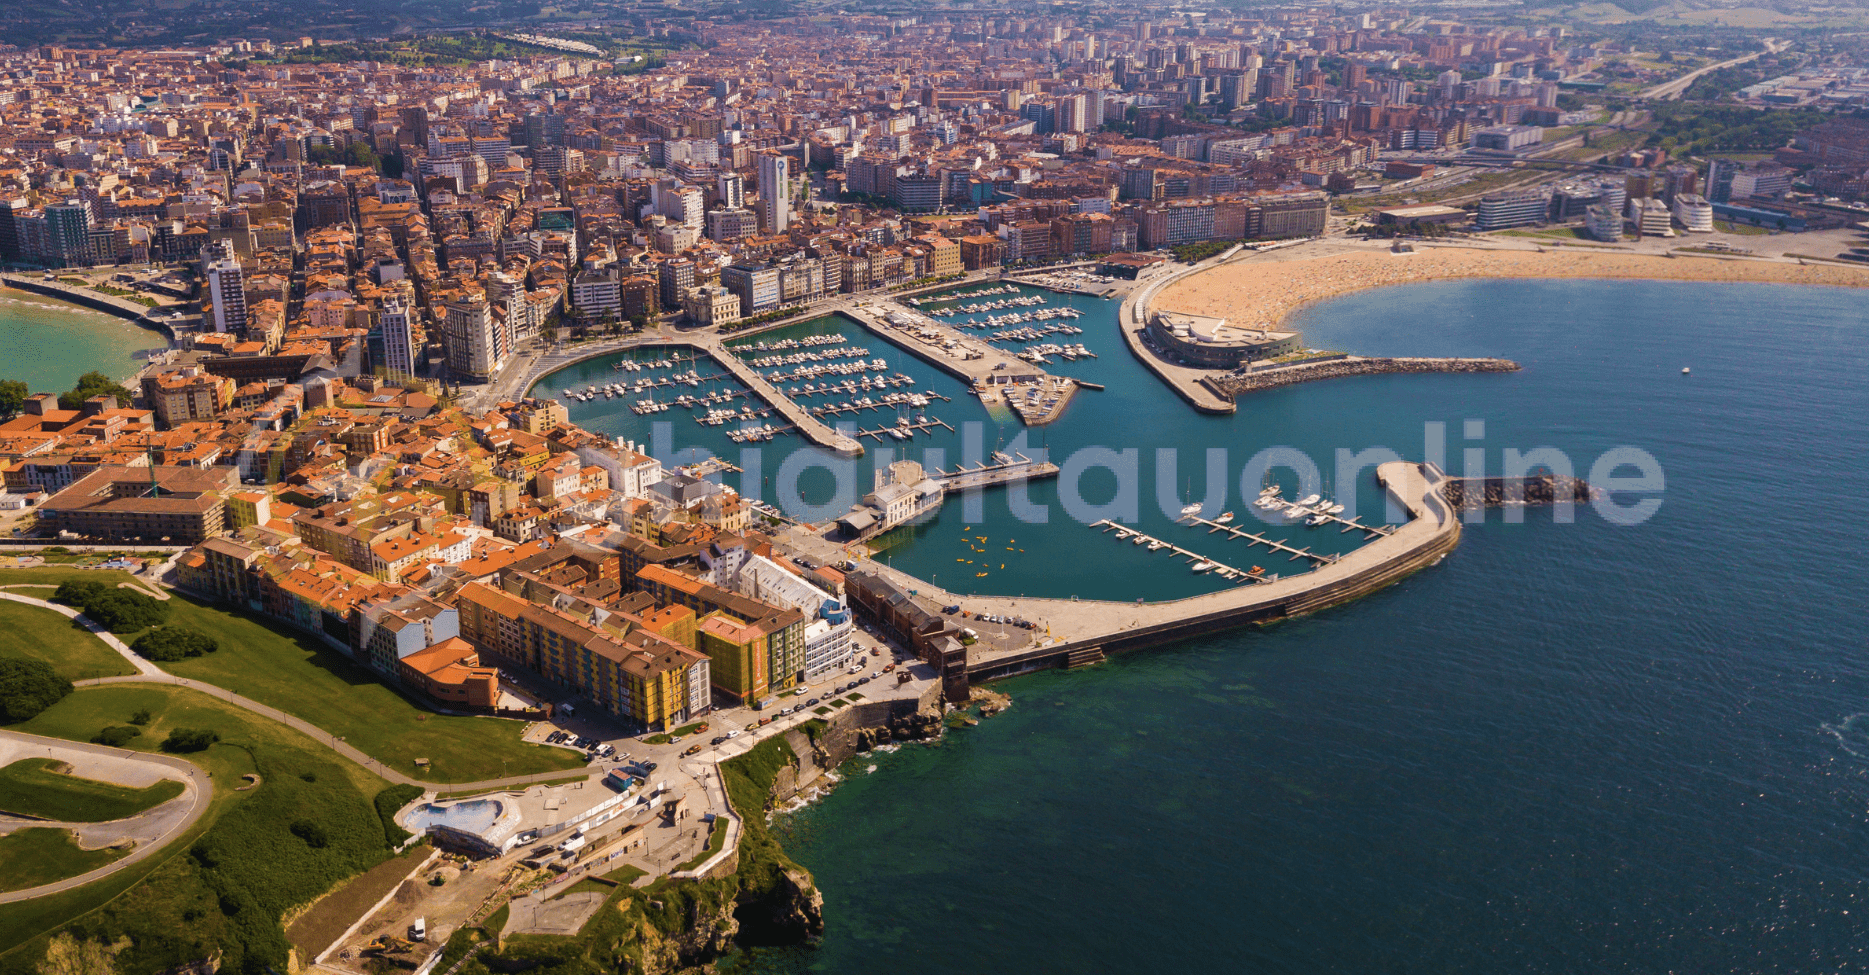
xmin=0 ymin=274 xmax=176 ymax=342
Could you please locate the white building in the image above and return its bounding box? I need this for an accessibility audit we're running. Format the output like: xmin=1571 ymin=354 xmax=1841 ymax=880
xmin=1475 ymin=190 xmax=1548 ymax=231
xmin=575 ymin=440 xmax=663 ymax=501
xmin=737 ymin=556 xmax=855 ymax=681
xmin=1672 ymin=193 xmax=1714 ymax=233
xmin=380 ymin=297 xmax=416 ymax=379
xmin=757 ymin=152 xmax=791 ymax=234
xmin=1472 ymin=124 xmax=1543 ymax=152
xmin=1584 ymin=204 xmax=1623 ymax=242
xmin=1630 ymin=197 xmax=1675 ymax=237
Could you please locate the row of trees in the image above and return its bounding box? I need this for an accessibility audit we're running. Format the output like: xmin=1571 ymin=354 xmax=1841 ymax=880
xmin=0 ymin=371 xmax=137 ymax=417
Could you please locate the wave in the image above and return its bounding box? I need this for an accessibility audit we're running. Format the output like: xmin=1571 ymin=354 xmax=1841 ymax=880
xmin=1820 ymin=713 xmax=1869 ymax=759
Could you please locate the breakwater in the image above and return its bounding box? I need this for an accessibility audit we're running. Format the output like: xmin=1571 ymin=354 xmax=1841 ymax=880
xmin=844 ymin=462 xmax=1463 ymax=688
xmin=1440 ymin=474 xmax=1595 ymax=509
xmin=1215 ymin=356 xmax=1519 ymax=396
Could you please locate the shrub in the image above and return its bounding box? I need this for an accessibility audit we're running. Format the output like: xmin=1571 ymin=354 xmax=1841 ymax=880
xmin=161 ymin=728 xmax=221 ymax=753
xmin=92 ymin=726 xmax=142 ymax=747
xmin=53 ymin=580 xmax=109 ymax=606
xmin=374 ymin=784 xmax=424 ymax=846
xmin=0 ymin=658 xmax=73 ymax=723
xmin=78 ymin=590 xmax=170 ymax=633
xmin=290 ymin=820 xmax=329 ymax=848
xmin=130 ymin=709 xmax=153 ymax=725
xmin=132 ymin=627 xmax=219 ymax=662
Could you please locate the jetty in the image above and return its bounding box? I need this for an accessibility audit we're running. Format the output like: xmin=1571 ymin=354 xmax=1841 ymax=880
xmin=1439 ymin=474 xmax=1594 ymax=508
xmin=685 ymin=341 xmax=864 ymax=456
xmin=930 ymin=453 xmax=1061 ymax=491
xmin=1091 ymin=521 xmax=1265 ymax=581
xmin=853 ymin=418 xmax=956 ymax=441
xmin=1216 ymin=356 xmax=1521 ymax=396
xmin=1177 ymin=515 xmax=1340 ymax=565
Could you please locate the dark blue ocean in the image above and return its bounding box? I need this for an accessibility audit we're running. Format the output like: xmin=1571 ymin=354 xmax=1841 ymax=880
xmin=715 ymin=278 xmax=1869 ymax=974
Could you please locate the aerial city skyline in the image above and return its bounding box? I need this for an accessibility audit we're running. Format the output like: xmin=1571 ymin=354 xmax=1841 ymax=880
xmin=0 ymin=1 xmax=1866 ymax=973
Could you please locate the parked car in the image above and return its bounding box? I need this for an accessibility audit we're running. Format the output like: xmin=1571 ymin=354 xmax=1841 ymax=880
xmin=711 ymin=736 xmax=727 ymax=746
xmin=858 ymin=677 xmax=870 ymax=685
xmin=807 ymin=698 xmax=820 ymax=706
xmin=725 ymin=730 xmax=741 ymax=739
xmin=669 ymin=735 xmax=684 ymax=744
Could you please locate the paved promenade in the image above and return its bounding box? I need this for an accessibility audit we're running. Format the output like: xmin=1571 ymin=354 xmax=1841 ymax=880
xmin=1115 ymin=256 xmax=1240 ymax=415
xmin=0 ymin=729 xmax=210 ymax=903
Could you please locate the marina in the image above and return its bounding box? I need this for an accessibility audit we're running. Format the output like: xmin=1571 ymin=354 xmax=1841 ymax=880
xmin=853 ymin=417 xmax=957 ymax=442
xmin=1091 ymin=520 xmax=1266 ymax=582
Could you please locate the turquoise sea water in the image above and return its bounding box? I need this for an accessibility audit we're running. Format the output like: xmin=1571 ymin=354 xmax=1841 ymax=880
xmin=661 ymin=277 xmax=1868 ymax=974
xmin=0 ymin=286 xmax=158 ymax=394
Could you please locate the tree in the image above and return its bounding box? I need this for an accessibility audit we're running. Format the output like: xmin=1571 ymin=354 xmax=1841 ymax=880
xmin=131 ymin=627 xmax=218 ymax=662
xmin=58 ymin=372 xmax=134 ymax=411
xmin=75 ymin=590 xmax=170 ymax=634
xmin=91 ymin=726 xmax=141 ymax=747
xmin=0 ymin=658 xmax=72 ymax=723
xmin=53 ymin=580 xmax=109 ymax=607
xmin=160 ymin=728 xmax=220 ymax=753
xmin=0 ymin=379 xmax=29 ymax=416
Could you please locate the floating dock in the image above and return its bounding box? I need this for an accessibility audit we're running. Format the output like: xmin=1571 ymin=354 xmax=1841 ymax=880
xmin=931 ymin=453 xmax=1061 ymax=491
xmin=854 ymin=418 xmax=956 ymax=441
xmin=1090 ymin=520 xmax=1268 ymax=582
xmin=1179 ymin=515 xmax=1340 ymax=566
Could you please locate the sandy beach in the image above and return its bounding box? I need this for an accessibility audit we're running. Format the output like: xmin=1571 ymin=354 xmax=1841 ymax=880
xmin=1154 ymin=245 xmax=1869 ymax=330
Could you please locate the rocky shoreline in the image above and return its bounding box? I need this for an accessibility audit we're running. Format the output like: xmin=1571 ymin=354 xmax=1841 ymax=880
xmin=1215 ymin=356 xmax=1519 ymax=396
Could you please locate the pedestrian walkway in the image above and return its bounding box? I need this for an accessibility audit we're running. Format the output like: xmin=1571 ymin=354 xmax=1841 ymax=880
xmin=0 ymin=591 xmax=163 ymax=676
xmin=0 ymin=729 xmax=210 ymax=903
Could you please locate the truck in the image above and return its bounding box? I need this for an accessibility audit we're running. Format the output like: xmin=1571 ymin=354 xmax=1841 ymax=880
xmin=408 ymin=918 xmax=426 ymax=942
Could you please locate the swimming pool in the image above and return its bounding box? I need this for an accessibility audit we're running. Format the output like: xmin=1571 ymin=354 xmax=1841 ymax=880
xmin=404 ymin=799 xmax=504 ymax=835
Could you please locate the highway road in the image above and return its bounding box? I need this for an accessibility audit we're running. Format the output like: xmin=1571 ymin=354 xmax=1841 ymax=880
xmin=1639 ymin=41 xmax=1784 ymax=101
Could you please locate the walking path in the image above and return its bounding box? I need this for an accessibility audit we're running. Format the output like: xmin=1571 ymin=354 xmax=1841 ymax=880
xmin=3 ymin=588 xmax=585 ymax=786
xmin=0 ymin=591 xmax=163 ymax=677
xmin=70 ymin=674 xmax=591 ymax=793
xmin=0 ymin=729 xmax=210 ymax=904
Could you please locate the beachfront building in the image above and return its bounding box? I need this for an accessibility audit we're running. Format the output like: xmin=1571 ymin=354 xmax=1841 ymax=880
xmin=1585 ymin=205 xmax=1624 ymax=242
xmin=1631 ymin=198 xmax=1675 ymax=237
xmin=1147 ymin=312 xmax=1303 ymax=368
xmin=1672 ymin=194 xmax=1715 ymax=233
xmin=1475 ymin=190 xmax=1549 ymax=231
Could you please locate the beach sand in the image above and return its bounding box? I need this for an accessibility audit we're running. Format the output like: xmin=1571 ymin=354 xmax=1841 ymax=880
xmin=1154 ymin=245 xmax=1869 ymax=330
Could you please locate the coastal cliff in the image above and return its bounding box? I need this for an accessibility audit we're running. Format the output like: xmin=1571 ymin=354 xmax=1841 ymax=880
xmin=432 ymin=700 xmax=941 ymax=975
